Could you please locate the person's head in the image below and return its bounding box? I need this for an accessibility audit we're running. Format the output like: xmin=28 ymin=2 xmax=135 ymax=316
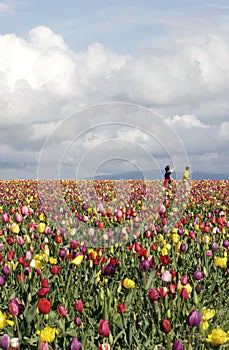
xmin=185 ymin=166 xmax=190 ymax=171
xmin=165 ymin=165 xmax=170 ymax=172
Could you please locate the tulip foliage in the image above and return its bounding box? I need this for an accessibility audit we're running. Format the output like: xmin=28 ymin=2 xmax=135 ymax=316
xmin=0 ymin=179 xmax=228 ymax=349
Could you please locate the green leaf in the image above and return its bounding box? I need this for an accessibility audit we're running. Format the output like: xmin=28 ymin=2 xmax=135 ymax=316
xmin=24 ymin=303 xmax=37 ymax=325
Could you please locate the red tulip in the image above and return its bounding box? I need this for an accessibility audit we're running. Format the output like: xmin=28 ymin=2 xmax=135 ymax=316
xmin=160 ymin=318 xmax=172 ymax=333
xmin=37 ymin=288 xmax=50 ymax=297
xmin=99 ymin=344 xmax=112 ymax=350
xmin=50 ymin=265 xmax=60 ymax=275
xmin=38 ymin=299 xmax=51 ymax=314
xmin=160 ymin=255 xmax=171 ymax=266
xmin=148 ymin=288 xmax=159 ymax=301
xmin=75 ymin=300 xmax=84 ymax=312
xmin=99 ymin=319 xmax=110 ymax=337
xmin=169 ymin=284 xmax=177 ymax=294
xmin=181 ymin=287 xmax=189 ymax=299
xmin=159 ymin=286 xmax=168 ymax=298
xmin=41 ymin=279 xmax=49 ymax=288
xmin=117 ymin=303 xmax=126 ymax=313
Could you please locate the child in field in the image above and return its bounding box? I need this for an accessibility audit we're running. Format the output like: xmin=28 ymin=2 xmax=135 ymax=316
xmin=183 ymin=166 xmax=191 ymax=192
xmin=164 ymin=165 xmax=175 ymax=188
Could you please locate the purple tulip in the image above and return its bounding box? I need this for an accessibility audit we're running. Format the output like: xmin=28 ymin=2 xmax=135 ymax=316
xmin=75 ymin=317 xmax=82 ymax=326
xmin=139 ymin=259 xmax=151 ymax=272
xmin=187 ymin=310 xmax=202 ymax=327
xmin=58 ymin=248 xmax=67 ymax=258
xmin=0 ymin=275 xmax=5 ymax=286
xmin=80 ymin=244 xmax=87 ymax=255
xmin=101 ymin=264 xmax=115 ymax=278
xmin=193 ymin=270 xmax=204 ymax=280
xmin=70 ymin=337 xmax=82 ymax=350
xmin=0 ymin=334 xmax=10 ymax=349
xmin=172 ymin=340 xmax=183 ymax=350
xmin=211 ymin=242 xmax=218 ymax=251
xmin=180 ymin=243 xmax=186 ymax=252
xmin=2 ymin=265 xmax=10 ymax=276
xmin=178 ymin=227 xmax=184 ymax=236
xmin=223 ymin=239 xmax=229 ymax=248
xmin=195 ymin=283 xmax=202 ymax=294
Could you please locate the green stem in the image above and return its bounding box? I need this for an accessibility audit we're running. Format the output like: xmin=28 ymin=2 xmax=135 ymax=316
xmin=14 ymin=315 xmax=21 ymax=346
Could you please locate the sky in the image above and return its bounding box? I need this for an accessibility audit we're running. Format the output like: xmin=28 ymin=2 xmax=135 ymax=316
xmin=0 ymin=0 xmax=229 ymax=180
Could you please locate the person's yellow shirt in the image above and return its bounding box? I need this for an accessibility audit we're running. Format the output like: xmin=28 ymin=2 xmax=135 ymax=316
xmin=183 ymin=169 xmax=190 ymax=181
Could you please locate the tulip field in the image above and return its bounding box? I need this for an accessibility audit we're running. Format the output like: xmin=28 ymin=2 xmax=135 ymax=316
xmin=0 ymin=179 xmax=228 ymax=350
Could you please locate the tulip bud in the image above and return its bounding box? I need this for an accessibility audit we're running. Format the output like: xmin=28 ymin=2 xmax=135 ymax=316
xmin=0 ymin=334 xmax=10 ymax=349
xmin=99 ymin=319 xmax=110 ymax=337
xmin=187 ymin=309 xmax=202 ymax=327
xmin=117 ymin=303 xmax=126 ymax=313
xmin=148 ymin=288 xmax=159 ymax=301
xmin=70 ymin=337 xmax=82 ymax=350
xmin=0 ymin=275 xmax=5 ymax=286
xmin=160 ymin=318 xmax=172 ymax=333
xmin=75 ymin=317 xmax=82 ymax=326
xmin=181 ymin=275 xmax=188 ymax=285
xmin=181 ymin=287 xmax=189 ymax=299
xmin=75 ymin=300 xmax=84 ymax=312
xmin=193 ymin=270 xmax=204 ymax=280
xmin=172 ymin=340 xmax=183 ymax=350
xmin=139 ymin=259 xmax=151 ymax=272
xmin=193 ymin=290 xmax=199 ymax=305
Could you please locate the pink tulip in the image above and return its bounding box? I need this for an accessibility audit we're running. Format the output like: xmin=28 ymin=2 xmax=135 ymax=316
xmin=21 ymin=205 xmax=29 ymax=216
xmin=17 ymin=236 xmax=25 ymax=246
xmin=75 ymin=300 xmax=84 ymax=312
xmin=99 ymin=319 xmax=110 ymax=337
xmin=161 ymin=270 xmax=172 ymax=282
xmin=39 ymin=342 xmax=50 ymax=350
xmin=2 ymin=213 xmax=10 ymax=223
xmin=57 ymin=305 xmax=67 ymax=317
xmin=15 ymin=213 xmax=22 ymax=223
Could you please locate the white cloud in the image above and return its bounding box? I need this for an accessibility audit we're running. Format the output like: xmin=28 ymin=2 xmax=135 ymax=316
xmin=0 ymin=25 xmax=229 ymax=178
xmin=166 ymin=114 xmax=210 ymax=129
xmin=218 ymin=121 xmax=229 ymax=141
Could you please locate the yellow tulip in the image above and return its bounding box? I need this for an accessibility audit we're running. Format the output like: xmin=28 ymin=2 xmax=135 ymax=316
xmin=72 ymin=254 xmax=84 ymax=266
xmin=122 ymin=278 xmax=135 ymax=289
xmin=38 ymin=222 xmax=46 ymax=233
xmin=36 ymin=326 xmax=58 ymax=343
xmin=11 ymin=223 xmax=20 ymax=234
xmin=0 ymin=311 xmax=14 ymax=330
xmin=214 ymin=256 xmax=227 ymax=268
xmin=205 ymin=329 xmax=229 ymax=346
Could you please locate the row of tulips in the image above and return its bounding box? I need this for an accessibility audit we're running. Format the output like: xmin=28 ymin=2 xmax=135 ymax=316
xmin=0 ymin=179 xmax=228 ymax=349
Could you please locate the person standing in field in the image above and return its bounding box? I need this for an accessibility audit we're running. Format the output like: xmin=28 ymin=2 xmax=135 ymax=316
xmin=183 ymin=166 xmax=191 ymax=192
xmin=164 ymin=165 xmax=175 ymax=188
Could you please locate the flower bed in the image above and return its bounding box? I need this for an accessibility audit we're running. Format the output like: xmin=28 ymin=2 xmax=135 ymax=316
xmin=0 ymin=179 xmax=228 ymax=349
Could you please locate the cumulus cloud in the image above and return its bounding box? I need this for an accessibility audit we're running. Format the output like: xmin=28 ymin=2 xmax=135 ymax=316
xmin=0 ymin=25 xmax=229 ymax=178
xmin=166 ymin=114 xmax=210 ymax=129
